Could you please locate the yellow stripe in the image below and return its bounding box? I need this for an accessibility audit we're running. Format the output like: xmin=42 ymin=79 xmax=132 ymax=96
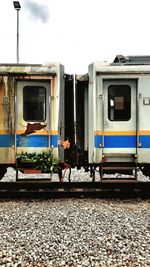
xmin=0 ymin=130 xmax=10 ymax=134
xmin=139 ymin=130 xmax=150 ymax=135
xmin=95 ymin=130 xmax=150 ymax=136
xmin=50 ymin=130 xmax=58 ymax=135
xmin=95 ymin=131 xmax=103 ymax=135
xmin=105 ymin=131 xmax=136 ymax=136
xmin=95 ymin=130 xmax=136 ymax=136
xmin=1 ymin=129 xmax=150 ymax=136
xmin=15 ymin=130 xmax=58 ymax=135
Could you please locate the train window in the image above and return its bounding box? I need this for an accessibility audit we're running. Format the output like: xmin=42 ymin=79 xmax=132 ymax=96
xmin=23 ymin=86 xmax=46 ymax=121
xmin=108 ymin=85 xmax=131 ymax=121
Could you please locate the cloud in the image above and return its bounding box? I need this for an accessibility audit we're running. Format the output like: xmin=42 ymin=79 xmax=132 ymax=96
xmin=24 ymin=0 xmax=50 ymax=23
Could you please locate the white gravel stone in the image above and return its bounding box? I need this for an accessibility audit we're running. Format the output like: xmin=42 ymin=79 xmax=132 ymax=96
xmin=0 ymin=198 xmax=150 ymax=266
xmin=0 ymin=167 xmax=150 ymax=266
xmin=1 ymin=167 xmax=150 ymax=182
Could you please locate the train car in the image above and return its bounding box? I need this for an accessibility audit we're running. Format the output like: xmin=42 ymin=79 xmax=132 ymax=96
xmin=75 ymin=56 xmax=150 ymax=180
xmin=0 ymin=63 xmax=74 ymax=179
xmin=1 ymin=56 xmax=150 ymax=182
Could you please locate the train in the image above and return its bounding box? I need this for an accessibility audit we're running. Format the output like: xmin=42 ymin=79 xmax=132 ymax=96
xmin=0 ymin=55 xmax=150 ymax=181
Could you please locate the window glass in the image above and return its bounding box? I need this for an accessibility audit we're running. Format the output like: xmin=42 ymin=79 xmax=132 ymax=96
xmin=108 ymin=85 xmax=131 ymax=121
xmin=23 ymin=86 xmax=46 ymax=121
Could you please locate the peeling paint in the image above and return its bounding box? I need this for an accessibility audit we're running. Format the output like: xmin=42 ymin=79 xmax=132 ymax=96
xmin=21 ymin=123 xmax=47 ymax=136
xmin=0 ymin=75 xmax=15 ymax=163
xmin=0 ymin=63 xmax=63 ymax=164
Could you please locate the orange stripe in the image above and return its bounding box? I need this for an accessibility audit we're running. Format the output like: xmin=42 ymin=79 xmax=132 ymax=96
xmin=139 ymin=130 xmax=150 ymax=135
xmin=95 ymin=131 xmax=103 ymax=135
xmin=15 ymin=130 xmax=58 ymax=135
xmin=94 ymin=130 xmax=136 ymax=136
xmin=0 ymin=130 xmax=10 ymax=134
xmin=104 ymin=131 xmax=136 ymax=136
xmin=95 ymin=130 xmax=150 ymax=136
xmin=50 ymin=130 xmax=58 ymax=135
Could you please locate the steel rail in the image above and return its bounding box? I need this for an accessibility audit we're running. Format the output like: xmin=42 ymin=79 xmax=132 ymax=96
xmin=0 ymin=180 xmax=149 ymax=199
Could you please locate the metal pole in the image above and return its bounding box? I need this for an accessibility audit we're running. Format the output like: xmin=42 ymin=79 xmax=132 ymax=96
xmin=73 ymin=74 xmax=77 ymax=145
xmin=13 ymin=2 xmax=21 ymax=63
xmin=16 ymin=9 xmax=19 ymax=63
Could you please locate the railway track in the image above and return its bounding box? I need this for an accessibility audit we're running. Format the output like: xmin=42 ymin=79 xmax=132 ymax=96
xmin=0 ymin=180 xmax=150 ymax=199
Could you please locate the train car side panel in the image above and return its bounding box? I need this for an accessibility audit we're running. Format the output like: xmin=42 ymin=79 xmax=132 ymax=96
xmin=58 ymin=64 xmax=65 ymax=161
xmin=0 ymin=75 xmax=15 ymax=164
xmin=138 ymin=77 xmax=150 ymax=163
xmin=88 ymin=63 xmax=95 ymax=164
xmin=94 ymin=75 xmax=103 ymax=163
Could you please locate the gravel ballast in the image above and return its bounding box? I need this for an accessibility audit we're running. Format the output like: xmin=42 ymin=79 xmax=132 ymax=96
xmin=0 ymin=199 xmax=150 ymax=267
xmin=0 ymin=168 xmax=150 ymax=266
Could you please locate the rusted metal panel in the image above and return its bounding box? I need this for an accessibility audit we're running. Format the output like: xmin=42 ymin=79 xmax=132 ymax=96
xmin=14 ymin=75 xmax=55 ymax=80
xmin=15 ymin=77 xmax=59 ymax=159
xmin=20 ymin=123 xmax=47 ymax=137
xmin=0 ymin=75 xmax=15 ymax=163
xmin=0 ymin=64 xmax=59 ymax=75
xmin=0 ymin=63 xmax=65 ymax=166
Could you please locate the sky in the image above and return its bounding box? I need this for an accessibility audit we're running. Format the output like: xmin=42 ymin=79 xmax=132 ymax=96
xmin=0 ymin=0 xmax=150 ymax=73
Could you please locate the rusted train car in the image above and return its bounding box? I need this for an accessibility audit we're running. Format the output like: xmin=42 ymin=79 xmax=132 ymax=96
xmin=0 ymin=63 xmax=74 ymax=179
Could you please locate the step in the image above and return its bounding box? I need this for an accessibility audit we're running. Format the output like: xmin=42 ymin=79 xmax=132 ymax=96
xmin=101 ymin=179 xmax=138 ymax=183
xmin=102 ymin=166 xmax=137 ymax=170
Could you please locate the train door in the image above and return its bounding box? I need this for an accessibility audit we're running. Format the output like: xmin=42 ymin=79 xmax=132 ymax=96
xmin=103 ymin=80 xmax=137 ymax=156
xmin=15 ymin=80 xmax=51 ymax=154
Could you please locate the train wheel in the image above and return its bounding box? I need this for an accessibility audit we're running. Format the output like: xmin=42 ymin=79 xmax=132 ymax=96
xmin=0 ymin=168 xmax=7 ymax=180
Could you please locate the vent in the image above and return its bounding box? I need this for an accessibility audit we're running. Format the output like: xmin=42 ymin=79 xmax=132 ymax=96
xmin=113 ymin=55 xmax=150 ymax=65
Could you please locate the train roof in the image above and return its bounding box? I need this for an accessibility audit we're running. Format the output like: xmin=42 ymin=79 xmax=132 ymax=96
xmin=0 ymin=63 xmax=63 ymax=75
xmin=91 ymin=55 xmax=150 ymax=74
xmin=113 ymin=55 xmax=150 ymax=65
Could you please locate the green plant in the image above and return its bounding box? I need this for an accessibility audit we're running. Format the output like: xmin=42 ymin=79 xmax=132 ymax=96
xmin=16 ymin=150 xmax=60 ymax=174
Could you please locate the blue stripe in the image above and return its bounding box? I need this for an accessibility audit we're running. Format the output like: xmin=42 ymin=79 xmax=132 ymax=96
xmin=50 ymin=135 xmax=58 ymax=148
xmin=0 ymin=135 xmax=14 ymax=147
xmin=95 ymin=135 xmax=137 ymax=148
xmin=17 ymin=135 xmax=48 ymax=147
xmin=1 ymin=134 xmax=150 ymax=149
xmin=0 ymin=134 xmax=58 ymax=148
xmin=95 ymin=135 xmax=102 ymax=148
xmin=16 ymin=135 xmax=58 ymax=148
xmin=139 ymin=136 xmax=150 ymax=148
xmin=104 ymin=136 xmax=136 ymax=148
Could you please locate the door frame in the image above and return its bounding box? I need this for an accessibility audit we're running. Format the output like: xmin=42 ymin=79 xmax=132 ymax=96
xmin=15 ymin=79 xmax=51 ymax=154
xmin=102 ymin=79 xmax=137 ymax=155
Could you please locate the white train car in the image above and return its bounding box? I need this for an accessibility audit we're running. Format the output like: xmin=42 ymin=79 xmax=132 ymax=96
xmin=87 ymin=56 xmax=150 ymax=178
